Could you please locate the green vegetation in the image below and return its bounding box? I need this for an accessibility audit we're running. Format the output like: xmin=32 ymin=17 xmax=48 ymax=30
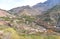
xmin=0 ymin=5 xmax=60 ymax=39
xmin=0 ymin=27 xmax=20 ymax=39
xmin=0 ymin=25 xmax=60 ymax=39
xmin=21 ymin=15 xmax=35 ymax=23
xmin=0 ymin=17 xmax=11 ymax=21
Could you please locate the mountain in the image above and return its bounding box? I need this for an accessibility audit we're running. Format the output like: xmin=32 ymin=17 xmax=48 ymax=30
xmin=36 ymin=5 xmax=60 ymax=32
xmin=9 ymin=0 xmax=60 ymax=15
xmin=9 ymin=5 xmax=41 ymax=16
xmin=45 ymin=5 xmax=60 ymax=27
xmin=33 ymin=0 xmax=60 ymax=13
xmin=0 ymin=9 xmax=11 ymax=17
xmin=8 ymin=0 xmax=60 ymax=33
xmin=1 ymin=0 xmax=60 ymax=38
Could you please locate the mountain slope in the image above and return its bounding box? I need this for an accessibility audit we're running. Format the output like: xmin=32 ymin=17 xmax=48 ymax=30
xmin=36 ymin=5 xmax=60 ymax=32
xmin=9 ymin=0 xmax=60 ymax=15
xmin=33 ymin=0 xmax=60 ymax=13
xmin=9 ymin=5 xmax=41 ymax=16
xmin=0 ymin=9 xmax=11 ymax=17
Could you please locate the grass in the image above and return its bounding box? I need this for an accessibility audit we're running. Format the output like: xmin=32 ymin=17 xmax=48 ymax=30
xmin=19 ymin=35 xmax=60 ymax=39
xmin=0 ymin=27 xmax=60 ymax=39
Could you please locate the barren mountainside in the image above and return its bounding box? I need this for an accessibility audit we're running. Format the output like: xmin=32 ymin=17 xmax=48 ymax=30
xmin=0 ymin=0 xmax=60 ymax=39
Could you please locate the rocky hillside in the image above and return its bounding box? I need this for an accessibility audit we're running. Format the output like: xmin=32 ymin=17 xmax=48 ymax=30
xmin=0 ymin=9 xmax=11 ymax=17
xmin=36 ymin=5 xmax=60 ymax=32
xmin=8 ymin=0 xmax=60 ymax=34
xmin=33 ymin=0 xmax=60 ymax=14
xmin=0 ymin=0 xmax=60 ymax=39
xmin=9 ymin=0 xmax=60 ymax=15
xmin=9 ymin=5 xmax=41 ymax=16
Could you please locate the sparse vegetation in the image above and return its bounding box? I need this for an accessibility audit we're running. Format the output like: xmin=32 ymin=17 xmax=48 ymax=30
xmin=0 ymin=0 xmax=60 ymax=39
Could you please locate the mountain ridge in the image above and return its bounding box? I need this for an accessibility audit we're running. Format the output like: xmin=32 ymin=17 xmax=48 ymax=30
xmin=33 ymin=0 xmax=60 ymax=13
